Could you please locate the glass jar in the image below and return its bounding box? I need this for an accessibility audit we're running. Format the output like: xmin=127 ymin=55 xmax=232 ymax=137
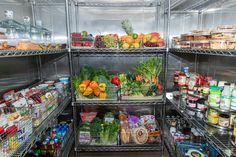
xmin=220 ymin=83 xmax=231 ymax=110
xmin=174 ymin=71 xmax=180 ymax=85
xmin=207 ymin=109 xmax=219 ymax=125
xmin=208 ymin=86 xmax=221 ymax=107
xmin=187 ymin=96 xmax=198 ymax=108
xmin=218 ymin=114 xmax=230 ymax=128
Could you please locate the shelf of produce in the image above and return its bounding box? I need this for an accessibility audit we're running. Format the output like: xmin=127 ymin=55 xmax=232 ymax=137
xmin=11 ymin=96 xmax=71 ymax=157
xmin=76 ymin=144 xmax=162 ymax=152
xmin=166 ymin=92 xmax=235 ymax=157
xmin=76 ymin=2 xmax=159 ymax=7
xmin=170 ymin=48 xmax=236 ymax=57
xmin=0 ymin=49 xmax=67 ymax=58
xmin=74 ymin=99 xmax=164 ymax=106
xmin=72 ymin=48 xmax=166 ymax=57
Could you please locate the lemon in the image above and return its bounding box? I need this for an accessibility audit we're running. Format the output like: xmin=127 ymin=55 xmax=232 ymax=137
xmin=133 ymin=43 xmax=140 ymax=48
xmin=122 ymin=43 xmax=129 ymax=49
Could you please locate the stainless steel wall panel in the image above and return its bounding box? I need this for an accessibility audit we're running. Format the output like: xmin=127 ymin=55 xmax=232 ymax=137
xmin=0 ymin=57 xmax=39 ymax=95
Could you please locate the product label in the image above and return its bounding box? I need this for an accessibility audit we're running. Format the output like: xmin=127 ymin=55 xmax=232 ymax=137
xmin=178 ymin=76 xmax=186 ymax=86
xmin=79 ymin=131 xmax=91 ymax=143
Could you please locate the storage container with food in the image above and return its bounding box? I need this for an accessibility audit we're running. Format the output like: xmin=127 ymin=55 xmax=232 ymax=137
xmin=190 ymin=40 xmax=210 ymax=49
xmin=210 ymin=40 xmax=227 ymax=49
xmin=180 ymin=34 xmax=194 ymax=41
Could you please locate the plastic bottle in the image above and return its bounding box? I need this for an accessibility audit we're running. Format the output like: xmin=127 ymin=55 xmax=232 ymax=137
xmin=220 ymin=83 xmax=231 ymax=110
xmin=231 ymin=86 xmax=236 ymax=110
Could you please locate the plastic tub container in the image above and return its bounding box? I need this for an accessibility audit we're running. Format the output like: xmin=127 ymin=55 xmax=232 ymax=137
xmin=180 ymin=41 xmax=191 ymax=48
xmin=180 ymin=34 xmax=194 ymax=41
xmin=210 ymin=40 xmax=227 ymax=49
xmin=227 ymin=40 xmax=236 ymax=49
xmin=191 ymin=40 xmax=210 ymax=49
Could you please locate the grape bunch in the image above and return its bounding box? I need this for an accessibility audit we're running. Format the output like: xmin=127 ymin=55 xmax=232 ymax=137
xmin=94 ymin=36 xmax=106 ymax=48
xmin=102 ymin=35 xmax=117 ymax=48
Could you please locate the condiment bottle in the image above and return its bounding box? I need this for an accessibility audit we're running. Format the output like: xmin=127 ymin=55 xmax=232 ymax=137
xmin=220 ymin=83 xmax=231 ymax=110
xmin=231 ymin=86 xmax=236 ymax=110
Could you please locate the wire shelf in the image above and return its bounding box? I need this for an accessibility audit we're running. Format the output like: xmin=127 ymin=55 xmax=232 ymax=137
xmin=76 ymin=144 xmax=162 ymax=152
xmin=11 ymin=96 xmax=71 ymax=157
xmin=72 ymin=48 xmax=166 ymax=57
xmin=166 ymin=93 xmax=235 ymax=157
xmin=0 ymin=49 xmax=67 ymax=58
xmin=76 ymin=2 xmax=159 ymax=7
xmin=74 ymin=99 xmax=164 ymax=106
xmin=170 ymin=48 xmax=236 ymax=57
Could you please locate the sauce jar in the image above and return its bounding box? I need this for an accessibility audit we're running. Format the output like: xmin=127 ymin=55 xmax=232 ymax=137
xmin=178 ymin=73 xmax=187 ymax=86
xmin=187 ymin=96 xmax=198 ymax=108
xmin=174 ymin=71 xmax=180 ymax=85
xmin=180 ymin=86 xmax=187 ymax=99
xmin=218 ymin=114 xmax=230 ymax=128
xmin=207 ymin=109 xmax=219 ymax=125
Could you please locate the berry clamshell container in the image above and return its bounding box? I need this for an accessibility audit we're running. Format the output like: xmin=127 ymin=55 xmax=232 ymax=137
xmin=143 ymin=41 xmax=166 ymax=49
xmin=71 ymin=33 xmax=94 ymax=49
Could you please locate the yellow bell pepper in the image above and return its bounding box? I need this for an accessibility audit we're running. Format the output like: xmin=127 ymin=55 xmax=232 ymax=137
xmin=83 ymin=87 xmax=93 ymax=96
xmin=79 ymin=84 xmax=87 ymax=93
xmin=99 ymin=92 xmax=107 ymax=100
xmin=98 ymin=83 xmax=106 ymax=92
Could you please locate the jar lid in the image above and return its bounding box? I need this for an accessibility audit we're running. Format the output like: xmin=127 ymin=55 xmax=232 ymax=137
xmin=224 ymin=83 xmax=230 ymax=86
xmin=219 ymin=114 xmax=230 ymax=118
xmin=210 ymin=86 xmax=220 ymax=91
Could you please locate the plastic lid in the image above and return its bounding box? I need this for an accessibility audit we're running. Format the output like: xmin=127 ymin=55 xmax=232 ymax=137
xmin=6 ymin=125 xmax=17 ymax=134
xmin=210 ymin=86 xmax=220 ymax=91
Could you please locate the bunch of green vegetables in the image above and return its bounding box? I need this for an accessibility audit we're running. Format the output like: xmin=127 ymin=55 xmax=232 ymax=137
xmin=119 ymin=57 xmax=162 ymax=97
xmin=100 ymin=120 xmax=119 ymax=145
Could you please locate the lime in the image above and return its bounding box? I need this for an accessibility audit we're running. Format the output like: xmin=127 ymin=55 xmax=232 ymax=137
xmin=132 ymin=33 xmax=139 ymax=39
xmin=129 ymin=44 xmax=135 ymax=48
xmin=82 ymin=31 xmax=88 ymax=37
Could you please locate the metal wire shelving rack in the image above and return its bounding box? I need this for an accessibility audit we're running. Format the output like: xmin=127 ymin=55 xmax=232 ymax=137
xmin=170 ymin=48 xmax=236 ymax=57
xmin=11 ymin=96 xmax=71 ymax=157
xmin=65 ymin=0 xmax=169 ymax=155
xmin=166 ymin=93 xmax=234 ymax=157
xmin=0 ymin=49 xmax=67 ymax=58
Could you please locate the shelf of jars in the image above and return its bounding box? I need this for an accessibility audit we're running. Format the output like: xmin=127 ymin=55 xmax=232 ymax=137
xmin=170 ymin=48 xmax=236 ymax=57
xmin=166 ymin=93 xmax=235 ymax=157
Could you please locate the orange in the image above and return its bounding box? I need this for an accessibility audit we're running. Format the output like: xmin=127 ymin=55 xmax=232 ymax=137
xmin=125 ymin=36 xmax=134 ymax=44
xmin=134 ymin=38 xmax=141 ymax=43
xmin=121 ymin=35 xmax=127 ymax=41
